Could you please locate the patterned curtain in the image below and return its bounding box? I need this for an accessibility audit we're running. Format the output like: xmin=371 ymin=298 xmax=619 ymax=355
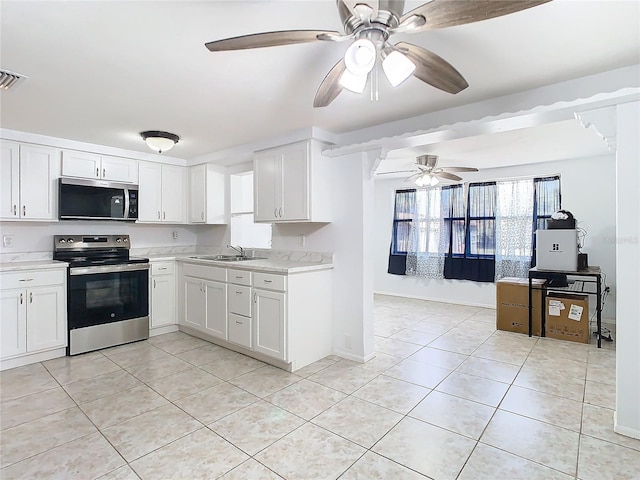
xmin=495 ymin=179 xmax=535 ymax=280
xmin=406 ymin=188 xmax=447 ymax=278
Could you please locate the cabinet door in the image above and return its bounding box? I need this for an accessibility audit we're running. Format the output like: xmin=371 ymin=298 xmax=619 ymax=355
xmin=0 ymin=289 xmax=27 ymax=359
xmin=151 ymin=274 xmax=175 ymax=328
xmin=161 ymin=165 xmax=184 ymax=223
xmin=101 ymin=156 xmax=139 ymax=183
xmin=0 ymin=141 xmax=20 ymax=220
xmin=61 ymin=150 xmax=101 ymax=179
xmin=183 ymin=277 xmax=206 ymax=329
xmin=280 ymin=141 xmax=309 ymax=221
xmin=205 ymin=280 xmax=227 ymax=340
xmin=188 ymin=164 xmax=206 ymax=223
xmin=253 ymin=289 xmax=286 ymax=360
xmin=19 ymin=144 xmax=59 ymax=220
xmin=138 ymin=162 xmax=162 ymax=222
xmin=25 ymin=285 xmax=66 ymax=352
xmin=253 ymin=150 xmax=279 ymax=222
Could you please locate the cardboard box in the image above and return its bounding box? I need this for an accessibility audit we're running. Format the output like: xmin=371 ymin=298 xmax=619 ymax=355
xmin=496 ymin=277 xmax=546 ymax=336
xmin=545 ymin=292 xmax=590 ymax=344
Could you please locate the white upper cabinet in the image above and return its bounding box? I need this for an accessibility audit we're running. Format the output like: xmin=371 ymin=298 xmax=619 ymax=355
xmin=138 ymin=162 xmax=185 ymax=223
xmin=1 ymin=141 xmax=59 ymax=221
xmin=253 ymin=139 xmax=331 ymax=223
xmin=188 ymin=164 xmax=226 ymax=224
xmin=61 ymin=150 xmax=138 ymax=183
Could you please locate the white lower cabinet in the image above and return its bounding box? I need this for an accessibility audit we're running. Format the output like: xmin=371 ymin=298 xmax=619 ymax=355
xmin=181 ymin=264 xmax=228 ymax=341
xmin=150 ymin=261 xmax=176 ymax=329
xmin=0 ymin=268 xmax=67 ymax=367
xmin=252 ymin=288 xmax=286 ymax=361
xmin=179 ymin=261 xmax=331 ymax=371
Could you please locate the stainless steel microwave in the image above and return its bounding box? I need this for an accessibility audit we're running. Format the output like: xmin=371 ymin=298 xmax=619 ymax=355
xmin=59 ymin=178 xmax=139 ymax=221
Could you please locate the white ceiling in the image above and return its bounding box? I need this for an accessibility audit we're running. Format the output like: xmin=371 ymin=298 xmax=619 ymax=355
xmin=1 ymin=0 xmax=639 ymax=161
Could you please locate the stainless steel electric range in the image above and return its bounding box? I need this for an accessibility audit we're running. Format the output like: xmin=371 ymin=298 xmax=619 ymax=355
xmin=53 ymin=235 xmax=149 ymax=355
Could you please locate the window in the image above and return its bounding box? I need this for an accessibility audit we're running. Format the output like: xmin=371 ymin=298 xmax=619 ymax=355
xmin=391 ymin=189 xmax=415 ymax=255
xmin=389 ymin=175 xmax=561 ymax=281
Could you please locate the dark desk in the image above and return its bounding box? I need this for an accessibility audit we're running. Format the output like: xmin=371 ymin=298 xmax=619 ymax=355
xmin=528 ymin=266 xmax=603 ymax=348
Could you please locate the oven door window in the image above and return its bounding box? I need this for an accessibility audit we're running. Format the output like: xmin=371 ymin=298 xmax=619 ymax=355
xmin=68 ymin=269 xmax=149 ymax=329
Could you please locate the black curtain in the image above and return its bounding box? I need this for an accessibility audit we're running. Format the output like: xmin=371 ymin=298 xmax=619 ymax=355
xmin=387 ymin=189 xmax=415 ymax=275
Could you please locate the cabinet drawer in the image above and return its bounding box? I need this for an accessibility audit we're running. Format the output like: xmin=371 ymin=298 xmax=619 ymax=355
xmin=228 ymin=269 xmax=251 ymax=286
xmin=183 ymin=263 xmax=226 ymax=282
xmin=253 ymin=272 xmax=286 ymax=292
xmin=228 ymin=285 xmax=251 ymax=316
xmin=228 ymin=313 xmax=252 ymax=348
xmin=1 ymin=269 xmax=66 ymax=290
xmin=151 ymin=261 xmax=174 ymax=275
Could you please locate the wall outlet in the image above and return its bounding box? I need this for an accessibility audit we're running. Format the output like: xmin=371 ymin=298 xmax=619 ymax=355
xmin=3 ymin=235 xmax=14 ymax=247
xmin=172 ymin=231 xmax=178 ymax=241
xmin=345 ymin=335 xmax=352 ymax=350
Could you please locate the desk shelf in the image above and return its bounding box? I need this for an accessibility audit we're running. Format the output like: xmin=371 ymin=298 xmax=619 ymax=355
xmin=528 ymin=266 xmax=604 ymax=348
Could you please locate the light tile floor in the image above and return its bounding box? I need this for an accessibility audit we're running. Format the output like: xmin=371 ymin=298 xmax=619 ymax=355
xmin=1 ymin=294 xmax=636 ymax=480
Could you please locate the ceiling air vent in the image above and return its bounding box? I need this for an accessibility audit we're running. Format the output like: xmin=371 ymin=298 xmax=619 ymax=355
xmin=0 ymin=69 xmax=27 ymax=90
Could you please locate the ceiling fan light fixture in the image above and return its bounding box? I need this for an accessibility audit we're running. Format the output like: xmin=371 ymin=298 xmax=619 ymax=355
xmin=140 ymin=130 xmax=180 ymax=153
xmin=344 ymin=38 xmax=377 ymax=76
xmin=339 ymin=68 xmax=368 ymax=93
xmin=382 ymin=50 xmax=415 ymax=87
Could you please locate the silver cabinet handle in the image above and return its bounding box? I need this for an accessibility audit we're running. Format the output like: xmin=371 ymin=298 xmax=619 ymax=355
xmin=253 ymin=292 xmax=257 ymax=303
xmin=153 ymin=279 xmax=156 ymax=288
xmin=96 ymin=167 xmax=99 ymax=177
xmin=19 ymin=278 xmax=34 ymax=282
xmin=103 ymin=168 xmax=106 ymax=178
xmin=235 ymin=320 xmax=243 ymax=325
xmin=274 ymin=208 xmax=277 ymax=218
xmin=201 ymin=212 xmax=204 ymax=220
xmin=263 ymin=279 xmax=272 ymax=283
xmin=29 ymin=292 xmax=33 ymax=303
xmin=20 ymin=293 xmax=23 ymax=304
xmin=158 ymin=267 xmax=167 ymax=271
xmin=279 ymin=207 xmax=282 ymax=217
xmin=157 ymin=211 xmax=161 ymax=220
xmin=13 ymin=205 xmax=16 ymax=216
xmin=22 ymin=205 xmax=26 ymax=216
xmin=235 ymin=291 xmax=242 ymax=294
xmin=163 ymin=211 xmax=166 ymax=220
xmin=235 ymin=276 xmax=243 ymax=279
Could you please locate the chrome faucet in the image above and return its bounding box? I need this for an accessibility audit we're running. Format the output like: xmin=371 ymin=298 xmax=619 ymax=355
xmin=228 ymin=245 xmax=245 ymax=257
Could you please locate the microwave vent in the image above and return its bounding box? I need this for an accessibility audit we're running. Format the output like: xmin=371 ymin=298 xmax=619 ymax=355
xmin=0 ymin=69 xmax=28 ymax=90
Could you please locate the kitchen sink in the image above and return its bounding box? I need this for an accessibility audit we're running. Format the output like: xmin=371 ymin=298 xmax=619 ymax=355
xmin=190 ymin=255 xmax=266 ymax=262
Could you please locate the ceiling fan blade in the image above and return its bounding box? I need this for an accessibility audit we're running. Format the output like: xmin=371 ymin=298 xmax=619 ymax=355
xmin=376 ymin=170 xmax=418 ymax=175
xmin=436 ymin=171 xmax=463 ymax=181
xmin=205 ymin=30 xmax=340 ymax=51
xmin=403 ymin=172 xmax=422 ymax=182
xmin=442 ymin=166 xmax=479 ymax=172
xmin=313 ymin=58 xmax=347 ymax=108
xmin=395 ymin=42 xmax=468 ymax=94
xmin=401 ymin=0 xmax=551 ymax=32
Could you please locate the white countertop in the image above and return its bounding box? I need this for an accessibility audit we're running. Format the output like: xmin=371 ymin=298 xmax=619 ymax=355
xmin=151 ymin=254 xmax=333 ymax=274
xmin=0 ymin=260 xmax=69 ymax=273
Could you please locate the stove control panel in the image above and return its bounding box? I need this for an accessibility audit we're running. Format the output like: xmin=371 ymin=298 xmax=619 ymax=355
xmin=54 ymin=235 xmax=131 ymax=251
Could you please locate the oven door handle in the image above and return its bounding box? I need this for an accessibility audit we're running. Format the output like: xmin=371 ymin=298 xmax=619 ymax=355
xmin=69 ymin=263 xmax=150 ymax=276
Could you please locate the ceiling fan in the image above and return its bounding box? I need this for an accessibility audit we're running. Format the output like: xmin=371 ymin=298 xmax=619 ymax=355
xmin=377 ymin=154 xmax=478 ymax=186
xmin=205 ymin=0 xmax=551 ymax=107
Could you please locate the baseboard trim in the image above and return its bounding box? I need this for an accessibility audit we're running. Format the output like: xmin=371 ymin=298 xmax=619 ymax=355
xmin=150 ymin=324 xmax=179 ymax=337
xmin=614 ymin=411 xmax=640 ymax=439
xmin=374 ymin=290 xmax=494 ymax=309
xmin=331 ymin=349 xmax=376 ymax=364
xmin=1 ymin=347 xmax=66 ymax=371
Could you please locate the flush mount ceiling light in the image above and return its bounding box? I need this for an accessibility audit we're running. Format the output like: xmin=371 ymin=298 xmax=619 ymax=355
xmin=140 ymin=131 xmax=180 ymax=153
xmin=203 ymin=0 xmax=550 ymax=107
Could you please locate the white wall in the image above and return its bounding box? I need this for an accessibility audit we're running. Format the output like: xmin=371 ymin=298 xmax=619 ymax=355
xmin=0 ymin=221 xmax=199 ymax=255
xmin=615 ymin=101 xmax=640 ymax=438
xmin=373 ymin=154 xmax=617 ymax=319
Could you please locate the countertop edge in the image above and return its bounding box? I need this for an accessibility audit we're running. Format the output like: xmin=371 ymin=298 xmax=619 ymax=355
xmin=0 ymin=260 xmax=69 ymax=273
